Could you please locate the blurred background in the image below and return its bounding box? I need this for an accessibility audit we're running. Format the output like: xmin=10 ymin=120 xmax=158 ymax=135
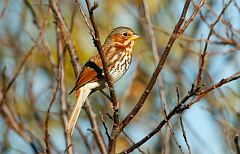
xmin=0 ymin=0 xmax=239 ymax=153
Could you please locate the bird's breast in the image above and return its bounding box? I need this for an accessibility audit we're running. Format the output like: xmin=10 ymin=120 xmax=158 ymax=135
xmin=108 ymin=49 xmax=132 ymax=82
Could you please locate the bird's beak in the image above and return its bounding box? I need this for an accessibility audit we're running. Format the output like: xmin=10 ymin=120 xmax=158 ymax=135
xmin=129 ymin=34 xmax=140 ymax=40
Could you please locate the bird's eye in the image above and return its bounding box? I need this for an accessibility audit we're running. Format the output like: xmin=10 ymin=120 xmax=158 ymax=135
xmin=123 ymin=32 xmax=128 ymax=36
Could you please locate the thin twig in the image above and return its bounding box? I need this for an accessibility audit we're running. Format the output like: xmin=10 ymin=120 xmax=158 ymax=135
xmin=49 ymin=1 xmax=107 ymax=153
xmin=234 ymin=134 xmax=240 ymax=154
xmin=2 ymin=105 xmax=41 ymax=153
xmin=194 ymin=0 xmax=233 ymax=87
xmin=79 ymin=0 xmax=120 ymax=153
xmin=119 ymin=87 xmax=200 ymax=153
xmin=141 ymin=1 xmax=187 ymax=153
xmin=56 ymin=24 xmax=73 ymax=154
xmin=0 ymin=46 xmax=35 ymax=109
xmin=38 ymin=7 xmax=58 ymax=76
xmin=122 ymin=131 xmax=146 ymax=154
xmin=0 ymin=0 xmax=9 ymax=20
xmin=106 ymin=113 xmax=146 ymax=154
xmin=176 ymin=88 xmax=191 ymax=154
xmin=49 ymin=0 xmax=80 ymax=77
xmin=178 ymin=0 xmax=205 ymax=35
xmin=184 ymin=71 xmax=240 ymax=109
xmin=44 ymin=77 xmax=60 ymax=154
xmin=120 ymin=0 xmax=192 ymax=133
xmin=166 ymin=119 xmax=184 ymax=153
xmin=75 ymin=0 xmax=95 ymax=37
xmin=121 ymin=71 xmax=239 ymax=153
xmin=76 ymin=125 xmax=93 ymax=154
xmin=100 ymin=113 xmax=111 ymax=142
xmin=23 ymin=0 xmax=40 ymax=28
xmin=83 ymin=100 xmax=107 ymax=154
xmin=179 ymin=115 xmax=191 ymax=154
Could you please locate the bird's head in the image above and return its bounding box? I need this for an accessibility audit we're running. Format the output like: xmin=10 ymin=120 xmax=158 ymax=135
xmin=104 ymin=26 xmax=140 ymax=48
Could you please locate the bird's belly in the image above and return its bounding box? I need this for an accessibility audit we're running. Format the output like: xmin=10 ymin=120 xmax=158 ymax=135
xmin=109 ymin=57 xmax=131 ymax=82
xmin=85 ymin=79 xmax=106 ymax=91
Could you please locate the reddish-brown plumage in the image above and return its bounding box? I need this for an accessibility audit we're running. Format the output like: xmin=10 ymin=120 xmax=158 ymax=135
xmin=68 ymin=27 xmax=140 ymax=135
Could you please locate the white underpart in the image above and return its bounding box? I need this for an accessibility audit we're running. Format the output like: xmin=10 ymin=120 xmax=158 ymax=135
xmin=85 ymin=80 xmax=105 ymax=90
xmin=109 ymin=41 xmax=134 ymax=82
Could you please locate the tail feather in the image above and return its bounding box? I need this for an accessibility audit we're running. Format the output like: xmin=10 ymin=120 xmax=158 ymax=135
xmin=67 ymin=86 xmax=91 ymax=136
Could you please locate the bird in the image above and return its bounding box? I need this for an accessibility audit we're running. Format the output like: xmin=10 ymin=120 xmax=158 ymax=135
xmin=67 ymin=26 xmax=140 ymax=135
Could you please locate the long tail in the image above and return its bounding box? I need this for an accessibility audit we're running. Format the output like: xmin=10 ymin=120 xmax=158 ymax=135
xmin=67 ymin=85 xmax=91 ymax=136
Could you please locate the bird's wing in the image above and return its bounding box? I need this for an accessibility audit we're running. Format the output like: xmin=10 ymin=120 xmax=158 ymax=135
xmin=69 ymin=54 xmax=103 ymax=94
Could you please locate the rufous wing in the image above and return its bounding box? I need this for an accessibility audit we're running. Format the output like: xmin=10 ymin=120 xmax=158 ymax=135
xmin=69 ymin=55 xmax=103 ymax=94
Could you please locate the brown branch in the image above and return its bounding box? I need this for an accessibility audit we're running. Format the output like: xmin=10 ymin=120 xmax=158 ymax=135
xmin=122 ymin=131 xmax=146 ymax=154
xmin=120 ymin=0 xmax=192 ymax=132
xmin=121 ymin=70 xmax=239 ymax=152
xmin=83 ymin=100 xmax=107 ymax=154
xmin=38 ymin=7 xmax=58 ymax=76
xmin=178 ymin=0 xmax=205 ymax=35
xmin=83 ymin=0 xmax=119 ymax=120
xmin=49 ymin=1 xmax=106 ymax=153
xmin=1 ymin=104 xmax=40 ymax=153
xmin=0 ymin=68 xmax=42 ymax=154
xmin=75 ymin=1 xmax=95 ymax=37
xmin=42 ymin=10 xmax=78 ymax=153
xmin=44 ymin=77 xmax=60 ymax=154
xmin=194 ymin=0 xmax=233 ymax=87
xmin=0 ymin=0 xmax=8 ymax=20
xmin=49 ymin=0 xmax=80 ymax=77
xmin=76 ymin=125 xmax=93 ymax=153
xmin=56 ymin=24 xmax=73 ymax=154
xmin=100 ymin=113 xmax=111 ymax=142
xmin=185 ymin=71 xmax=240 ymax=109
xmin=141 ymin=1 xmax=191 ymax=153
xmin=162 ymin=126 xmax=171 ymax=154
xmin=62 ymin=7 xmax=77 ymax=55
xmin=77 ymin=0 xmax=119 ymax=153
xmin=0 ymin=46 xmax=35 ymax=109
xmin=165 ymin=119 xmax=184 ymax=153
xmin=120 ymin=52 xmax=239 ymax=153
xmin=234 ymin=134 xmax=240 ymax=154
xmin=177 ymin=89 xmax=191 ymax=154
xmin=119 ymin=87 xmax=200 ymax=153
xmin=179 ymin=115 xmax=191 ymax=154
xmin=106 ymin=113 xmax=146 ymax=154
xmin=141 ymin=0 xmax=158 ymax=61
xmin=23 ymin=0 xmax=40 ymax=28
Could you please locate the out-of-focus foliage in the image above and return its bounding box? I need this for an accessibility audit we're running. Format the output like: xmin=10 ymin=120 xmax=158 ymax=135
xmin=0 ymin=0 xmax=239 ymax=154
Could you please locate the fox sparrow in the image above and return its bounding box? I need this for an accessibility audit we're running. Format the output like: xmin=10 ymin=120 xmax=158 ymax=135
xmin=68 ymin=26 xmax=140 ymax=135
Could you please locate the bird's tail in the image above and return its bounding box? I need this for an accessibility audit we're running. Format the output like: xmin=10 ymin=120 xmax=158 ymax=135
xmin=67 ymin=85 xmax=91 ymax=136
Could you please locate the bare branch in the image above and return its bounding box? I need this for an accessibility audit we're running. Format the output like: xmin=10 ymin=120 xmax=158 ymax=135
xmin=0 ymin=0 xmax=8 ymax=20
xmin=49 ymin=1 xmax=107 ymax=153
xmin=44 ymin=77 xmax=60 ymax=154
xmin=194 ymin=0 xmax=233 ymax=87
xmin=83 ymin=100 xmax=107 ymax=154
xmin=234 ymin=134 xmax=240 ymax=154
xmin=119 ymin=87 xmax=200 ymax=153
xmin=56 ymin=24 xmax=73 ymax=154
xmin=0 ymin=46 xmax=35 ymax=109
xmin=179 ymin=115 xmax=191 ymax=154
xmin=120 ymin=0 xmax=192 ymax=132
xmin=49 ymin=0 xmax=80 ymax=77
xmin=185 ymin=71 xmax=240 ymax=109
xmin=77 ymin=0 xmax=120 ymax=152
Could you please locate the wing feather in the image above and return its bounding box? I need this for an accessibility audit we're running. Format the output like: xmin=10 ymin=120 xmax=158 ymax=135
xmin=69 ymin=54 xmax=103 ymax=94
